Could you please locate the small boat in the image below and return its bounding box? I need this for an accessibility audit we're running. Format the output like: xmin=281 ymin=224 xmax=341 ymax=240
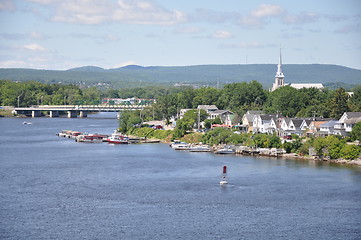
xmin=189 ymin=144 xmax=211 ymax=152
xmin=75 ymin=134 xmax=104 ymax=143
xmin=214 ymin=148 xmax=235 ymax=154
xmin=106 ymin=133 xmax=129 ymax=144
xmin=22 ymin=121 xmax=32 ymax=125
xmin=170 ymin=140 xmax=190 ymax=150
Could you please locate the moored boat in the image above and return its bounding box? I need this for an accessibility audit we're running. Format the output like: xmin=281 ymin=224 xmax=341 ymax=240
xmin=214 ymin=147 xmax=235 ymax=154
xmin=171 ymin=141 xmax=190 ymax=150
xmin=75 ymin=134 xmax=105 ymax=143
xmin=189 ymin=144 xmax=211 ymax=152
xmin=106 ymin=133 xmax=129 ymax=144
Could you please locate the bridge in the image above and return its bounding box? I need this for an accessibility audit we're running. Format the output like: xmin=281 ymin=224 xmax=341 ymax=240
xmin=14 ymin=103 xmax=150 ymax=118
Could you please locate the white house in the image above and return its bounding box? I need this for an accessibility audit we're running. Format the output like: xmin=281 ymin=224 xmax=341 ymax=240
xmin=197 ymin=105 xmax=218 ymax=113
xmin=253 ymin=114 xmax=283 ymax=134
xmin=280 ymin=118 xmax=310 ymax=136
xmin=209 ymin=110 xmax=234 ymax=126
xmin=335 ymin=112 xmax=361 ymax=136
xmin=319 ymin=120 xmax=338 ymax=136
xmin=241 ymin=110 xmax=264 ymax=133
xmin=344 ymin=117 xmax=361 ymax=133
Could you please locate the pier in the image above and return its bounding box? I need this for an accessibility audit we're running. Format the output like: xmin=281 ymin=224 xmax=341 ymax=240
xmin=13 ymin=103 xmax=149 ymax=118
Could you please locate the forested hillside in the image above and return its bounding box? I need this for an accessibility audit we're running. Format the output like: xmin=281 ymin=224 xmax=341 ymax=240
xmin=0 ymin=64 xmax=360 ymax=89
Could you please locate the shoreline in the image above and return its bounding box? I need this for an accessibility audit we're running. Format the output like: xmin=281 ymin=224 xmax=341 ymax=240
xmin=270 ymin=153 xmax=361 ymax=166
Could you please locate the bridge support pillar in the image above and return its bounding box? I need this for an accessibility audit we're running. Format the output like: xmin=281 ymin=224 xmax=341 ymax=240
xmin=49 ymin=111 xmax=59 ymax=118
xmin=67 ymin=110 xmax=77 ymax=118
xmin=80 ymin=111 xmax=88 ymax=118
xmin=32 ymin=110 xmax=41 ymax=117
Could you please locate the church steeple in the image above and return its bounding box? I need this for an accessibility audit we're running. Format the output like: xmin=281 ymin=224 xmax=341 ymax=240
xmin=271 ymin=48 xmax=285 ymax=91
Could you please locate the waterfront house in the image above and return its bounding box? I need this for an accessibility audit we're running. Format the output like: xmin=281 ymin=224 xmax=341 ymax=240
xmin=252 ymin=114 xmax=284 ymax=134
xmin=306 ymin=120 xmax=328 ymax=137
xmin=197 ymin=105 xmax=219 ymax=113
xmin=280 ymin=118 xmax=314 ymax=136
xmin=344 ymin=117 xmax=361 ymax=133
xmin=300 ymin=119 xmax=313 ymax=131
xmin=241 ymin=110 xmax=264 ymax=133
xmin=334 ymin=112 xmax=361 ymax=136
xmin=319 ymin=120 xmax=338 ymax=136
xmin=209 ymin=110 xmax=234 ymax=126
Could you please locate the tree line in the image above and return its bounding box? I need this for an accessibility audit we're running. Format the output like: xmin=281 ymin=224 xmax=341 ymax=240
xmin=0 ymin=80 xmax=102 ymax=107
xmin=1 ymin=79 xmax=360 ymax=120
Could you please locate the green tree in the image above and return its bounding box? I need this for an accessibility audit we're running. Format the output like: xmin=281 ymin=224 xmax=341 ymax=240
xmin=350 ymin=122 xmax=361 ymax=141
xmin=265 ymin=86 xmax=304 ymax=117
xmin=118 ymin=110 xmax=142 ymax=134
xmin=340 ymin=145 xmax=361 ymax=160
xmin=328 ymin=88 xmax=350 ymax=119
xmin=173 ymin=117 xmax=195 ymax=138
xmin=349 ymin=85 xmax=361 ymax=112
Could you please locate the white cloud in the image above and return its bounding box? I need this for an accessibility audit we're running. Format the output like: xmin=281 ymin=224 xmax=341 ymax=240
xmin=239 ymin=4 xmax=286 ymax=28
xmin=23 ymin=43 xmax=46 ymax=51
xmin=0 ymin=0 xmax=16 ymax=11
xmin=27 ymin=0 xmax=186 ymax=25
xmin=210 ymin=30 xmax=232 ymax=39
xmin=282 ymin=12 xmax=319 ymax=24
xmin=220 ymin=41 xmax=263 ymax=49
xmin=250 ymin=4 xmax=285 ymax=18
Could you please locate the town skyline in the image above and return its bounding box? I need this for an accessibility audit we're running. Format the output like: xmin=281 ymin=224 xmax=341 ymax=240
xmin=1 ymin=0 xmax=360 ymax=70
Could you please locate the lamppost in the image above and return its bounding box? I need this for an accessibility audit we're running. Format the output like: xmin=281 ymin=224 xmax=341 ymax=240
xmin=17 ymin=95 xmax=21 ymax=107
xmin=41 ymin=96 xmax=44 ymax=105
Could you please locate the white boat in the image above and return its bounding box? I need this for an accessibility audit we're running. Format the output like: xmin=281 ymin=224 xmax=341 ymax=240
xmin=106 ymin=133 xmax=129 ymax=144
xmin=170 ymin=141 xmax=190 ymax=150
xmin=214 ymin=148 xmax=235 ymax=154
xmin=22 ymin=121 xmax=32 ymax=125
xmin=189 ymin=144 xmax=211 ymax=152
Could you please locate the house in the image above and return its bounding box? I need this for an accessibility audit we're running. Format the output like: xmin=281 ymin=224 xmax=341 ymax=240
xmin=252 ymin=114 xmax=284 ymax=134
xmin=344 ymin=117 xmax=361 ymax=133
xmin=335 ymin=112 xmax=361 ymax=136
xmin=209 ymin=110 xmax=234 ymax=126
xmin=241 ymin=110 xmax=264 ymax=133
xmin=289 ymin=83 xmax=324 ymax=90
xmin=300 ymin=119 xmax=313 ymax=131
xmin=319 ymin=120 xmax=338 ymax=136
xmin=280 ymin=118 xmax=305 ymax=136
xmin=306 ymin=121 xmax=328 ymax=137
xmin=197 ymin=105 xmax=218 ymax=113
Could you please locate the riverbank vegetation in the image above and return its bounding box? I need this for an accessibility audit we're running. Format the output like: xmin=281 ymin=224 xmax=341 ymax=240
xmin=1 ymin=80 xmax=361 ymax=119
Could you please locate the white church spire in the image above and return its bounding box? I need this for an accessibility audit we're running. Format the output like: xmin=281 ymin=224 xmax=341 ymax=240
xmin=271 ymin=48 xmax=285 ymax=91
xmin=276 ymin=48 xmax=284 ymax=78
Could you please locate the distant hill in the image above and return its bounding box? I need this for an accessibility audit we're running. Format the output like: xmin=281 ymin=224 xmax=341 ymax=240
xmin=0 ymin=64 xmax=360 ymax=89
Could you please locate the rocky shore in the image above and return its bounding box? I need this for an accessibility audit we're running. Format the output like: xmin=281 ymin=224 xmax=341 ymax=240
xmin=282 ymin=153 xmax=361 ymax=166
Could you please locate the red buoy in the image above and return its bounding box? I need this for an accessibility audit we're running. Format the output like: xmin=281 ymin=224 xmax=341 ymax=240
xmin=223 ymin=165 xmax=227 ymax=174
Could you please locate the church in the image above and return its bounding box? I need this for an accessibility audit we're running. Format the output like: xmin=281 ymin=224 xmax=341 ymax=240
xmin=270 ymin=50 xmax=324 ymax=92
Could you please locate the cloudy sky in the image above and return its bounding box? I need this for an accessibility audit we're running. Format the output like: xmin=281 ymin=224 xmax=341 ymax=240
xmin=1 ymin=0 xmax=360 ymax=70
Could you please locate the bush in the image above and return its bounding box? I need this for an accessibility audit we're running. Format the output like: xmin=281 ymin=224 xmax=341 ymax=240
xmin=340 ymin=145 xmax=361 ymax=160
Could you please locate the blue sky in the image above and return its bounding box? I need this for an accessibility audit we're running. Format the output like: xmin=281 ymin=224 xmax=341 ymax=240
xmin=0 ymin=0 xmax=360 ymax=70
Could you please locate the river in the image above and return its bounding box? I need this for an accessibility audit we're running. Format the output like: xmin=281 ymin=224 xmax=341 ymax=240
xmin=1 ymin=113 xmax=361 ymax=239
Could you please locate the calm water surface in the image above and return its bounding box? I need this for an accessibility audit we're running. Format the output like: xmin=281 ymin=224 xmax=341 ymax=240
xmin=1 ymin=113 xmax=361 ymax=239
